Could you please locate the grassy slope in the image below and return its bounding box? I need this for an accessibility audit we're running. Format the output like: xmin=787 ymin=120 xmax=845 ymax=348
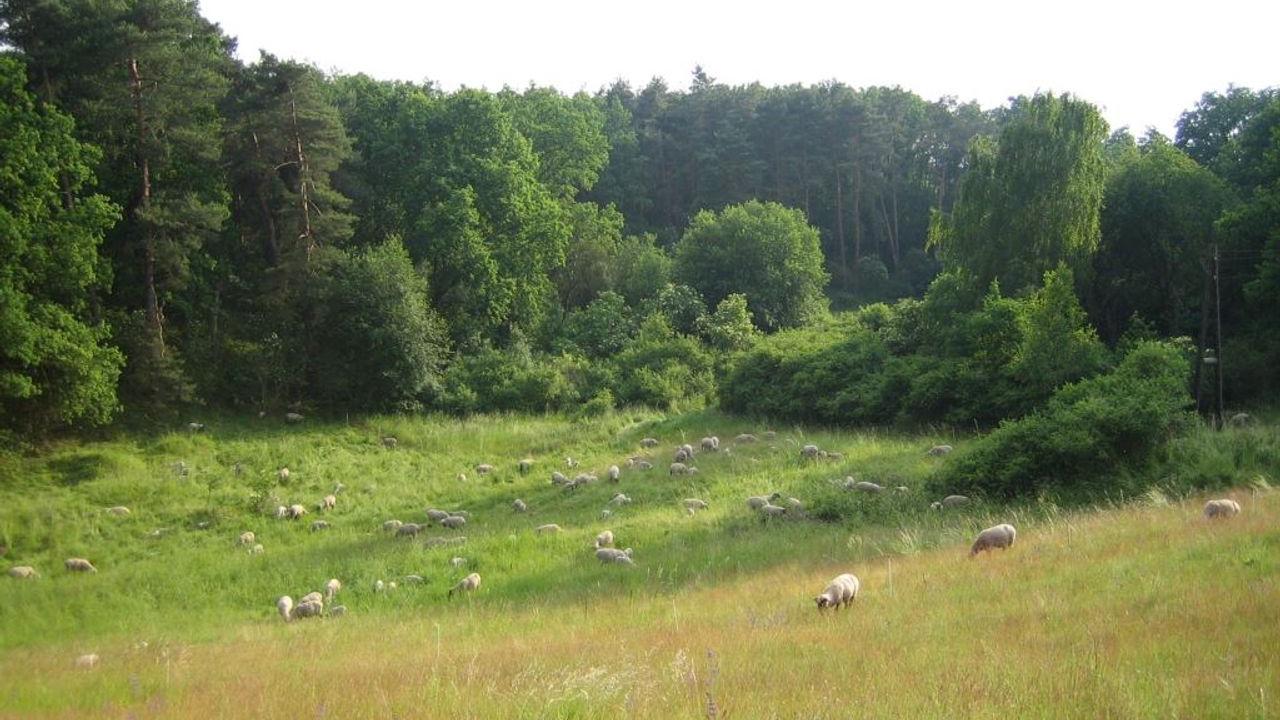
xmin=0 ymin=412 xmax=1277 ymax=717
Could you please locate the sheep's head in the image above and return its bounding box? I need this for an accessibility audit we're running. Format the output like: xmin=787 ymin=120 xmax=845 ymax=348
xmin=814 ymin=595 xmax=833 ymax=610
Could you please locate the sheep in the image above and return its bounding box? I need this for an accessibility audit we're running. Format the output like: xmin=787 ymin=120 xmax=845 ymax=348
xmin=827 ymin=452 xmax=844 ymax=461
xmin=238 ymin=531 xmax=256 ymax=545
xmin=383 ymin=519 xmax=404 ymax=532
xmin=682 ymin=498 xmax=709 ymax=512
xmin=450 ymin=556 xmax=467 ymax=568
xmin=374 ymin=580 xmax=386 ymax=593
xmin=310 ymin=520 xmax=330 ymax=532
xmin=172 ymin=460 xmax=189 ymax=477
xmin=395 ymin=523 xmax=422 ymax=538
xmin=746 ymin=492 xmax=782 ymax=510
xmin=187 ymin=422 xmax=206 ymax=433
xmin=106 ymin=506 xmax=131 ymax=517
xmin=512 ymin=499 xmax=528 ymax=513
xmin=814 ymin=573 xmax=860 ymax=611
xmin=475 ymin=463 xmax=494 ymax=475
xmin=325 ymin=578 xmax=342 ymax=601
xmin=928 ymin=445 xmax=954 ymax=457
xmin=801 ymin=444 xmax=820 ymax=459
xmin=970 ymin=523 xmax=1017 ymax=557
xmin=896 ymin=486 xmax=910 ymax=492
xmin=249 ymin=544 xmax=265 ymax=555
xmin=75 ymin=653 xmax=100 ymax=669
xmin=942 ymin=495 xmax=970 ymax=508
xmin=758 ymin=504 xmax=787 ymax=519
xmin=850 ymin=480 xmax=884 ymax=493
xmin=535 ymin=524 xmax=562 ymax=535
xmin=447 ymin=510 xmax=471 ymax=519
xmin=636 ymin=460 xmax=653 ymax=470
xmin=1228 ymin=413 xmax=1251 ymax=428
xmin=8 ymin=566 xmax=37 ymax=579
xmin=1204 ymin=499 xmax=1242 ymax=519
xmin=381 ymin=436 xmax=397 ymax=448
xmin=600 ymin=509 xmax=613 ymax=519
xmin=670 ymin=462 xmax=690 ymax=476
xmin=284 ymin=412 xmax=305 ymax=423
xmin=640 ymin=437 xmax=660 ymax=448
xmin=276 ymin=595 xmax=294 ymax=622
xmin=734 ymin=433 xmax=758 ymax=444
xmin=785 ymin=497 xmax=803 ymax=510
xmin=403 ymin=575 xmax=425 ymax=584
xmin=332 ymin=482 xmax=346 ymax=495
xmin=595 ymin=530 xmax=615 ymax=548
xmin=278 ymin=467 xmax=291 ymax=481
xmin=424 ymin=536 xmax=467 ymax=548
xmin=293 ymin=599 xmax=323 ymax=619
xmin=448 ymin=573 xmax=482 ymax=598
xmin=551 ymin=471 xmax=569 ymax=486
xmin=701 ymin=436 xmax=720 ymax=451
xmin=931 ymin=501 xmax=943 ymax=510
xmin=425 ymin=509 xmax=450 ymax=523
xmin=440 ymin=515 xmax=467 ymax=530
xmin=609 ymin=493 xmax=632 ymax=506
xmin=329 ymin=605 xmax=347 ymax=617
xmin=596 ymin=548 xmax=635 ymax=565
xmin=275 ymin=505 xmax=289 ymax=520
xmin=762 ymin=431 xmax=777 ymax=440
xmin=318 ymin=495 xmax=337 ymax=511
xmin=574 ymin=472 xmax=599 ymax=485
xmin=518 ymin=459 xmax=534 ymax=475
xmin=608 ymin=465 xmax=621 ymax=482
xmin=565 ymin=457 xmax=579 ymax=468
xmin=65 ymin=558 xmax=97 ymax=573
xmin=288 ymin=504 xmax=308 ymax=519
xmin=300 ymin=591 xmax=323 ymax=605
xmin=456 ymin=473 xmax=467 ymax=483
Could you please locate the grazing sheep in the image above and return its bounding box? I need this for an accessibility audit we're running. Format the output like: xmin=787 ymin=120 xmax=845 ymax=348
xmin=518 ymin=459 xmax=533 ymax=474
xmin=565 ymin=457 xmax=579 ymax=468
xmin=318 ymin=495 xmax=336 ymax=511
xmin=456 ymin=473 xmax=467 ymax=483
xmin=284 ymin=412 xmax=305 ymax=423
xmin=574 ymin=472 xmax=598 ymax=485
xmin=595 ymin=530 xmax=615 ymax=548
xmin=278 ymin=467 xmax=291 ymax=481
xmin=381 ymin=436 xmax=397 ymax=448
xmin=608 ymin=465 xmax=621 ymax=482
xmin=535 ymin=524 xmax=562 ymax=535
xmin=701 ymin=436 xmax=720 ymax=451
xmin=450 ymin=556 xmax=467 ymax=568
xmin=670 ymin=462 xmax=690 ymax=476
xmin=1228 ymin=413 xmax=1251 ymax=428
xmin=448 ymin=573 xmax=482 ymax=599
xmin=293 ymin=599 xmax=323 ymax=619
xmin=928 ymin=445 xmax=953 ymax=457
xmin=396 ymin=523 xmax=423 ymax=538
xmin=896 ymin=486 xmax=909 ymax=492
xmin=403 ymin=575 xmax=425 ymax=584
xmin=851 ymin=480 xmax=883 ymax=493
xmin=75 ymin=653 xmax=100 ymax=669
xmin=275 ymin=505 xmax=289 ymax=519
xmin=801 ymin=444 xmax=820 ymax=459
xmin=300 ymin=591 xmax=323 ymax=605
xmin=288 ymin=504 xmax=308 ymax=519
xmin=276 ymin=595 xmax=294 ymax=622
xmin=636 ymin=460 xmax=653 ymax=470
xmin=187 ymin=422 xmax=205 ymax=433
xmin=512 ymin=499 xmax=528 ymax=513
xmin=440 ymin=516 xmax=467 ymax=530
xmin=8 ymin=566 xmax=37 ymax=579
xmin=249 ymin=544 xmax=264 ymax=555
xmin=1204 ymin=499 xmax=1242 ymax=519
xmin=609 ymin=493 xmax=632 ymax=506
xmin=596 ymin=547 xmax=635 ymax=565
xmin=65 ymin=558 xmax=97 ymax=573
xmin=383 ymin=519 xmax=404 ymax=532
xmin=682 ymin=498 xmax=709 ymax=512
xmin=551 ymin=471 xmax=569 ymax=486
xmin=424 ymin=536 xmax=468 ymax=548
xmin=425 ymin=509 xmax=450 ymax=523
xmin=600 ymin=509 xmax=613 ymax=519
xmin=942 ymin=495 xmax=970 ymax=508
xmin=735 ymin=433 xmax=758 ymax=444
xmin=640 ymin=437 xmax=659 ymax=448
xmin=332 ymin=482 xmax=346 ymax=495
xmin=325 ymin=578 xmax=342 ymax=601
xmin=238 ymin=531 xmax=256 ymax=545
xmin=106 ymin=506 xmax=131 ymax=517
xmin=329 ymin=605 xmax=347 ymax=617
xmin=758 ymin=504 xmax=787 ymax=519
xmin=814 ymin=573 xmax=860 ymax=611
xmin=931 ymin=501 xmax=943 ymax=510
xmin=475 ymin=464 xmax=494 ymax=475
xmin=970 ymin=524 xmax=1017 ymax=557
xmin=172 ymin=460 xmax=189 ymax=477
xmin=374 ymin=580 xmax=386 ymax=593
xmin=310 ymin=520 xmax=330 ymax=532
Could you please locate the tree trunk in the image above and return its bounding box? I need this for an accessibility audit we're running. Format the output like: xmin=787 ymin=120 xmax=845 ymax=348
xmin=852 ymin=165 xmax=863 ymax=272
xmin=251 ymin=131 xmax=281 ymax=266
xmin=1193 ymin=260 xmax=1211 ymax=415
xmin=835 ymin=167 xmax=847 ymax=288
xmin=288 ymin=83 xmax=314 ymax=257
xmin=129 ymin=56 xmax=162 ymax=347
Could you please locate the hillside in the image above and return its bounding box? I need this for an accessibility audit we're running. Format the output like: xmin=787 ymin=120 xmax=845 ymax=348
xmin=0 ymin=412 xmax=1277 ymax=718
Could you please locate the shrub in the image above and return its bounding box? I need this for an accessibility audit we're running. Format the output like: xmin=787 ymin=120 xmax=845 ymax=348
xmin=562 ymin=291 xmax=635 ymax=358
xmin=611 ymin=315 xmax=715 ymax=409
xmin=698 ymin=293 xmax=757 ymax=352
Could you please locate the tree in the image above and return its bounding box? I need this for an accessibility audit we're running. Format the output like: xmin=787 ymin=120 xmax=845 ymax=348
xmin=931 ymin=93 xmax=1107 ymax=294
xmin=674 ymin=200 xmax=829 ymax=330
xmin=1175 ymin=85 xmax=1277 ymax=172
xmin=499 ymin=86 xmax=610 ymax=200
xmin=552 ymin=202 xmax=623 ymax=309
xmin=0 ymin=57 xmax=123 ymax=431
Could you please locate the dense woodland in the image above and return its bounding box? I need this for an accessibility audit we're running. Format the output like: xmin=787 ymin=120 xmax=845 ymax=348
xmin=1 ymin=2 xmax=1278 ymax=492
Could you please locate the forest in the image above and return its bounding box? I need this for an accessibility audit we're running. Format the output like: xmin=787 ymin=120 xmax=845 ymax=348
xmin=1 ymin=1 xmax=1278 ymax=492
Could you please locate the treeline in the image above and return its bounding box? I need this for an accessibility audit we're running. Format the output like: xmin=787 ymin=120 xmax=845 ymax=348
xmin=1 ymin=0 xmax=1277 ymax=443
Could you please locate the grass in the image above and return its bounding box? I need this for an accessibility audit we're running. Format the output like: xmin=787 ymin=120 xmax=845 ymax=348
xmin=0 ymin=410 xmax=1276 ymax=717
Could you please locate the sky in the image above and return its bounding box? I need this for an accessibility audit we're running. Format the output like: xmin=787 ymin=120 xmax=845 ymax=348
xmin=198 ymin=0 xmax=1278 ymax=136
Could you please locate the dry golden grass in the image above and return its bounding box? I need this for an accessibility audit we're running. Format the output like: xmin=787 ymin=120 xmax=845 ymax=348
xmin=3 ymin=489 xmax=1277 ymax=719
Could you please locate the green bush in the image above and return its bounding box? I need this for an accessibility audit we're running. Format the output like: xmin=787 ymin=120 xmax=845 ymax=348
xmin=611 ymin=315 xmax=715 ymax=409
xmin=932 ymin=340 xmax=1194 ymax=500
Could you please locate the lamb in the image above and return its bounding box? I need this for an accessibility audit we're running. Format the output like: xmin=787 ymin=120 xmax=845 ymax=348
xmin=928 ymin=445 xmax=953 ymax=457
xmin=669 ymin=462 xmax=690 ymax=476
xmin=609 ymin=493 xmax=632 ymax=506
xmin=293 ymin=599 xmax=324 ymax=619
xmin=635 ymin=460 xmax=653 ymax=470
xmin=682 ymin=498 xmax=709 ymax=512
xmin=814 ymin=573 xmax=860 ymax=611
xmin=574 ymin=472 xmax=598 ymax=485
xmin=596 ymin=547 xmax=634 ymax=565
xmin=600 ymin=509 xmax=613 ymax=519
xmin=425 ymin=509 xmax=450 ymax=522
xmin=1203 ymin=499 xmax=1242 ymax=519
xmin=325 ymin=578 xmax=342 ymax=601
xmin=383 ymin=519 xmax=404 ymax=532
xmin=275 ymin=505 xmax=289 ymax=519
xmin=565 ymin=457 xmax=579 ymax=468
xmin=595 ymin=530 xmax=615 ymax=548
xmin=450 ymin=556 xmax=467 ymax=568
xmin=801 ymin=444 xmax=820 ymax=459
xmin=288 ymin=504 xmax=308 ymax=519
xmin=640 ymin=437 xmax=659 ymax=448
xmin=440 ymin=515 xmax=467 ymax=530
xmin=276 ymin=595 xmax=294 ymax=622
xmin=551 ymin=471 xmax=569 ymax=486
xmin=518 ymin=458 xmax=534 ymax=474
xmin=300 ymin=591 xmax=323 ymax=605
xmin=238 ymin=531 xmax=256 ymax=545
xmin=75 ymin=654 xmax=100 ymax=669
xmin=475 ymin=463 xmax=494 ymax=475
xmin=106 ymin=506 xmax=131 ymax=517
xmin=310 ymin=520 xmax=330 ymax=532
xmin=512 ymin=499 xmax=528 ymax=513
xmin=970 ymin=523 xmax=1017 ymax=557
xmin=318 ymin=495 xmax=336 ymax=511
xmin=278 ymin=467 xmax=291 ymax=481
xmin=758 ymin=504 xmax=787 ymax=519
xmin=746 ymin=493 xmax=782 ymax=510
xmin=403 ymin=575 xmax=425 ymax=584
xmin=396 ymin=523 xmax=422 ymax=538
xmin=448 ymin=573 xmax=481 ymax=599
xmin=535 ymin=524 xmax=562 ymax=535
xmin=941 ymin=495 xmax=970 ymax=508
xmin=8 ymin=566 xmax=37 ymax=579
xmin=284 ymin=412 xmax=305 ymax=423
xmin=249 ymin=544 xmax=265 ymax=555
xmin=329 ymin=605 xmax=347 ymax=617
xmin=187 ymin=422 xmax=206 ymax=433
xmin=608 ymin=465 xmax=621 ymax=482
xmin=333 ymin=482 xmax=346 ymax=495
xmin=381 ymin=436 xmax=398 ymax=448
xmin=850 ymin=480 xmax=883 ymax=493
xmin=701 ymin=436 xmax=720 ymax=451
xmin=735 ymin=433 xmax=759 ymax=444
xmin=65 ymin=558 xmax=97 ymax=573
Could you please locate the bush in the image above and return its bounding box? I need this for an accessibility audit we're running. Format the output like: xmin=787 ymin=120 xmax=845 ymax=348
xmin=562 ymin=291 xmax=635 ymax=358
xmin=932 ymin=340 xmax=1194 ymax=500
xmin=611 ymin=315 xmax=715 ymax=409
xmin=438 ymin=345 xmax=583 ymax=414
xmin=698 ymin=293 xmax=757 ymax=352
xmin=641 ymin=283 xmax=706 ymax=336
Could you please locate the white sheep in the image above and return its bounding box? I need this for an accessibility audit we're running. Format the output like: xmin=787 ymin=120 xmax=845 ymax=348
xmin=425 ymin=509 xmax=450 ymax=522
xmin=288 ymin=504 xmax=308 ymax=519
xmin=300 ymin=591 xmax=323 ymax=604
xmin=441 ymin=515 xmax=467 ymax=530
xmin=278 ymin=467 xmax=291 ymax=481
xmin=801 ymin=444 xmax=820 ymax=459
xmin=106 ymin=506 xmax=131 ymax=517
xmin=1203 ymin=499 xmax=1242 ymax=519
xmin=325 ymin=578 xmax=342 ymax=601
xmin=75 ymin=653 xmax=100 ymax=669
xmin=970 ymin=523 xmax=1017 ymax=557
xmin=518 ymin=459 xmax=533 ymax=474
xmin=551 ymin=471 xmax=569 ymax=486
xmin=276 ymin=595 xmax=294 ymax=622
xmin=928 ymin=445 xmax=954 ymax=457
xmin=374 ymin=580 xmax=386 ymax=593
xmin=512 ymin=499 xmax=528 ymax=513
xmin=670 ymin=462 xmax=690 ymax=476
xmin=942 ymin=495 xmax=970 ymax=508
xmin=758 ymin=504 xmax=787 ymax=519
xmin=595 ymin=530 xmax=615 ymax=548
xmin=249 ymin=544 xmax=265 ymax=555
xmin=275 ymin=505 xmax=289 ymax=519
xmin=8 ymin=566 xmax=37 ymax=579
xmin=600 ymin=509 xmax=613 ymax=519
xmin=535 ymin=524 xmax=562 ymax=535
xmin=310 ymin=520 xmax=329 ymax=532
xmin=850 ymin=480 xmax=883 ymax=493
xmin=475 ymin=463 xmax=494 ymax=475
xmin=746 ymin=493 xmax=782 ymax=510
xmin=609 ymin=493 xmax=632 ymax=506
xmin=383 ymin=519 xmax=404 ymax=532
xmin=65 ymin=558 xmax=97 ymax=573
xmin=187 ymin=422 xmax=206 ymax=433
xmin=682 ymin=498 xmax=709 ymax=512
xmin=381 ymin=436 xmax=397 ymax=448
xmin=293 ymin=599 xmax=323 ymax=619
xmin=596 ymin=547 xmax=634 ymax=565
xmin=448 ymin=573 xmax=481 ymax=599
xmin=238 ymin=531 xmax=256 ymax=545
xmin=636 ymin=460 xmax=653 ymax=470
xmin=284 ymin=412 xmax=304 ymax=424
xmin=396 ymin=523 xmax=422 ymax=538
xmin=608 ymin=465 xmax=621 ymax=482
xmin=333 ymin=482 xmax=346 ymax=495
xmin=701 ymin=436 xmax=720 ymax=451
xmin=450 ymin=556 xmax=467 ymax=568
xmin=318 ymin=495 xmax=336 ymax=511
xmin=403 ymin=575 xmax=425 ymax=584
xmin=329 ymin=605 xmax=347 ymax=617
xmin=814 ymin=573 xmax=860 ymax=611
xmin=735 ymin=433 xmax=758 ymax=444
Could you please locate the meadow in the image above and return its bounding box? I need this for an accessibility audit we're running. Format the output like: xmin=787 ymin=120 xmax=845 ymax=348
xmin=0 ymin=410 xmax=1276 ymax=718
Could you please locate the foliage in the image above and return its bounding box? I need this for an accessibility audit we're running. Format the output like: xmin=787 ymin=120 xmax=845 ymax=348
xmin=610 ymin=315 xmax=715 ymax=409
xmin=613 ymin=233 xmax=672 ymax=306
xmin=562 ymin=291 xmax=635 ymax=358
xmin=698 ymin=293 xmax=758 ymax=351
xmin=641 ymin=283 xmax=706 ymax=336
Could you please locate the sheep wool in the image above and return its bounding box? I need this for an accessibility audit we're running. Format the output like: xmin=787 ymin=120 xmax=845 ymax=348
xmin=277 ymin=595 xmax=294 ymax=622
xmin=814 ymin=573 xmax=860 ymax=611
xmin=512 ymin=499 xmax=528 ymax=513
xmin=440 ymin=515 xmax=467 ymax=529
xmin=65 ymin=558 xmax=97 ymax=573
xmin=595 ymin=530 xmax=615 ymax=548
xmin=238 ymin=531 xmax=256 ymax=545
xmin=8 ymin=566 xmax=37 ymax=579
xmin=448 ymin=573 xmax=481 ymax=598
xmin=106 ymin=506 xmax=131 ymax=517
xmin=970 ymin=524 xmax=1017 ymax=557
xmin=535 ymin=524 xmax=562 ymax=535
xmin=325 ymin=578 xmax=342 ymax=600
xmin=1204 ymin=499 xmax=1242 ymax=519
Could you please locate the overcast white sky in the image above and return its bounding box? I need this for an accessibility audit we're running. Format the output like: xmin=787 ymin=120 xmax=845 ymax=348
xmin=199 ymin=0 xmax=1277 ymax=136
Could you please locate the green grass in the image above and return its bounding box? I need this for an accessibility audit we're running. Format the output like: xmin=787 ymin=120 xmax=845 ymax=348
xmin=0 ymin=410 xmax=1276 ymax=718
